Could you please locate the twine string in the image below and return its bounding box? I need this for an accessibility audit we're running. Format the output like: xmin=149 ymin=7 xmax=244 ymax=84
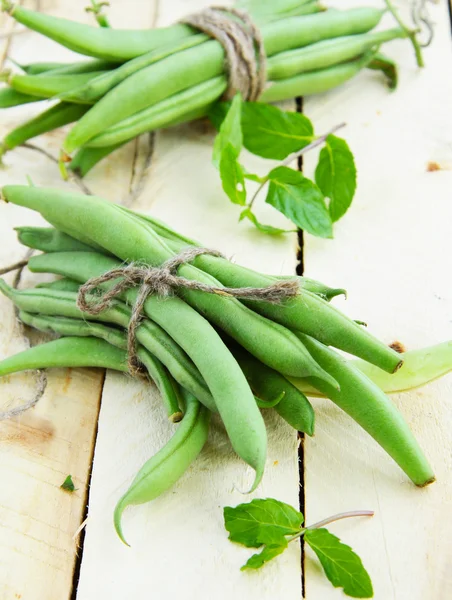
xmin=76 ymin=247 xmax=299 ymax=375
xmin=181 ymin=7 xmax=267 ymax=101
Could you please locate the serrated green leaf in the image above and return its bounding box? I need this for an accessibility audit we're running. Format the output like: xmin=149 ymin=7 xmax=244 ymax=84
xmin=224 ymin=498 xmax=303 ymax=548
xmin=212 ymin=93 xmax=242 ymax=167
xmin=266 ymin=166 xmax=332 ymax=238
xmin=220 ymin=144 xmax=247 ymax=205
xmin=60 ymin=474 xmax=75 ymax=492
xmin=241 ymin=540 xmax=288 ymax=570
xmin=305 ymin=529 xmax=373 ymax=598
xmin=241 ymin=103 xmax=314 ymax=160
xmin=239 ymin=208 xmax=291 ymax=235
xmin=315 ymin=135 xmax=357 ymax=222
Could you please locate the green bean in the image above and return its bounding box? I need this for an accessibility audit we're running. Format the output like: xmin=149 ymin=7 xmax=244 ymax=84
xmin=0 ymin=335 xmax=129 ymax=375
xmin=114 ymin=388 xmax=210 ymax=545
xmin=17 ymin=59 xmax=117 ymax=75
xmin=290 ymin=342 xmax=452 ymax=397
xmin=0 ymin=86 xmax=44 ymax=108
xmin=36 ymin=278 xmax=81 ymax=293
xmin=59 ymin=34 xmax=209 ymax=104
xmin=68 ymin=142 xmax=128 ymax=177
xmin=254 ymin=391 xmax=285 ymax=408
xmin=0 ymin=279 xmax=215 ymax=412
xmin=297 ymin=333 xmax=435 ymax=487
xmin=0 ymin=263 xmax=266 ymax=489
xmin=1 ymin=103 xmax=89 ymax=154
xmin=62 ymin=8 xmax=384 ymax=152
xmin=231 ymin=343 xmax=315 ymax=435
xmin=8 ymin=71 xmax=107 ymax=102
xmin=261 ymin=50 xmax=378 ymax=103
xmin=2 ymin=2 xmax=196 ymax=61
xmin=16 ymin=226 xmax=104 ymax=253
xmin=84 ymin=79 xmax=225 ymax=149
xmin=18 ymin=310 xmax=183 ymax=422
xmin=267 ymin=28 xmax=405 ymax=80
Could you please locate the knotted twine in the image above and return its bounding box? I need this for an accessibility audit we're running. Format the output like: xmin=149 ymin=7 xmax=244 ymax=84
xmin=181 ymin=7 xmax=267 ymax=101
xmin=76 ymin=247 xmax=299 ymax=376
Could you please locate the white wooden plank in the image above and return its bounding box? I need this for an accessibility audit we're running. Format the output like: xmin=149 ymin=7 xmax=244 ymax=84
xmin=76 ymin=2 xmax=302 ymax=599
xmin=302 ymin=2 xmax=452 ymax=598
xmin=0 ymin=2 xmax=149 ymax=598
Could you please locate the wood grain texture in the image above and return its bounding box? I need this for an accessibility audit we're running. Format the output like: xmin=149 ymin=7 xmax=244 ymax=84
xmin=302 ymin=2 xmax=452 ymax=598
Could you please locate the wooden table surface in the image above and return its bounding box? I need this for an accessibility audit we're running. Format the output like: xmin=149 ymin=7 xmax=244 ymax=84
xmin=0 ymin=1 xmax=451 ymax=599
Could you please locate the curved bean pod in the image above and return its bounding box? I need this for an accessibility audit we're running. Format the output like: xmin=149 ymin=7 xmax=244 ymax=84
xmin=16 ymin=226 xmax=104 ymax=253
xmin=0 ymin=87 xmax=44 ymax=108
xmin=19 ymin=59 xmax=117 ymax=75
xmin=3 ymin=3 xmax=195 ymax=61
xmin=114 ymin=389 xmax=210 ymax=545
xmin=36 ymin=278 xmax=81 ymax=293
xmin=2 ymin=103 xmax=89 ymax=153
xmin=8 ymin=71 xmax=107 ymax=102
xmin=69 ymin=142 xmax=127 ymax=177
xmin=231 ymin=343 xmax=315 ymax=435
xmin=297 ymin=333 xmax=435 ymax=486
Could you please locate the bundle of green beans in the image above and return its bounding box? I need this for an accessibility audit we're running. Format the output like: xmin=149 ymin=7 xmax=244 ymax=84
xmin=1 ymin=185 xmax=450 ymax=542
xmin=0 ymin=0 xmax=416 ymax=176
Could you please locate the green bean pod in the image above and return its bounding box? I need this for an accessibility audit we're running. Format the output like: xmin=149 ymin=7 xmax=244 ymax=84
xmin=261 ymin=50 xmax=378 ymax=104
xmin=16 ymin=226 xmax=104 ymax=253
xmin=0 ymin=86 xmax=44 ymax=108
xmin=8 ymin=71 xmax=107 ymax=102
xmin=18 ymin=59 xmax=118 ymax=76
xmin=59 ymin=34 xmax=209 ymax=104
xmin=62 ymin=8 xmax=384 ymax=152
xmin=3 ymin=3 xmax=195 ymax=61
xmin=267 ymin=28 xmax=406 ymax=80
xmin=114 ymin=388 xmax=210 ymax=545
xmin=231 ymin=343 xmax=315 ymax=435
xmin=0 ymin=279 xmax=215 ymax=412
xmin=297 ymin=333 xmax=435 ymax=486
xmin=36 ymin=278 xmax=81 ymax=293
xmin=2 ymin=103 xmax=89 ymax=153
xmin=0 ymin=335 xmax=129 ymax=375
xmin=85 ymin=78 xmax=226 ymax=149
xmin=18 ymin=310 xmax=183 ymax=422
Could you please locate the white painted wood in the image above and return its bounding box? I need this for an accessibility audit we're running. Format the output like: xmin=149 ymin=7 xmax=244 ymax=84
xmin=302 ymin=2 xmax=452 ymax=599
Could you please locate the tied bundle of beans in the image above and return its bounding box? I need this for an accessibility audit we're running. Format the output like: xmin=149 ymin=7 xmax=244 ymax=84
xmin=1 ymin=185 xmax=447 ymax=542
xmin=0 ymin=0 xmax=416 ymax=176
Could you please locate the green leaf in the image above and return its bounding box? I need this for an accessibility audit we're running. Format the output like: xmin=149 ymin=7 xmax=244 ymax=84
xmin=208 ymin=100 xmax=230 ymax=131
xmin=60 ymin=474 xmax=76 ymax=492
xmin=212 ymin=93 xmax=242 ymax=167
xmin=315 ymin=134 xmax=357 ymax=223
xmin=241 ymin=103 xmax=314 ymax=160
xmin=266 ymin=166 xmax=333 ymax=238
xmin=220 ymin=144 xmax=247 ymax=205
xmin=243 ymin=171 xmax=267 ymax=184
xmin=239 ymin=208 xmax=291 ymax=235
xmin=304 ymin=529 xmax=373 ymax=598
xmin=241 ymin=540 xmax=288 ymax=571
xmin=224 ymin=498 xmax=303 ymax=548
xmin=367 ymin=53 xmax=398 ymax=90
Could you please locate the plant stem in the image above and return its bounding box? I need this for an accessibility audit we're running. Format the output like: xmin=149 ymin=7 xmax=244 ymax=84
xmin=385 ymin=0 xmax=424 ymax=67
xmin=0 ymin=258 xmax=29 ymax=275
xmin=286 ymin=509 xmax=374 ymax=543
xmin=247 ymin=122 xmax=346 ymax=209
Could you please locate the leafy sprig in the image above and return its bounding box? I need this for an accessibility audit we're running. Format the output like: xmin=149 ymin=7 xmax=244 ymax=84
xmin=209 ymin=95 xmax=356 ymax=238
xmin=60 ymin=474 xmax=76 ymax=492
xmin=224 ymin=498 xmax=374 ymax=598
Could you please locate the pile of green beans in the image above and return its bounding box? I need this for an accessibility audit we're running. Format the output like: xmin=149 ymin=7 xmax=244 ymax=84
xmin=0 ymin=0 xmax=409 ymax=175
xmin=1 ymin=184 xmax=446 ymax=541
